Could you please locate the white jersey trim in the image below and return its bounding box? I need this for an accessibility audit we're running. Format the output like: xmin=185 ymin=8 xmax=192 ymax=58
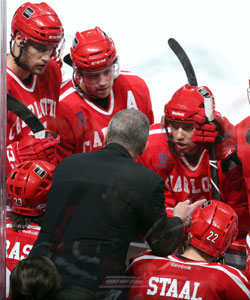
xmin=60 ymin=79 xmax=71 ymax=89
xmin=59 ymin=86 xmax=76 ymax=102
xmin=6 ymin=223 xmax=41 ymax=231
xmin=149 ymin=128 xmax=166 ymax=135
xmin=81 ymin=89 xmax=115 ymax=115
xmin=59 ymin=85 xmax=115 ymax=115
xmin=180 ymin=148 xmax=207 ymax=171
xmin=7 ymin=68 xmax=37 ymax=92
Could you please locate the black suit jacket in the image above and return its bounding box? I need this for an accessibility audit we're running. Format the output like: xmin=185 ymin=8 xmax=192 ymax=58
xmin=29 ymin=143 xmax=183 ymax=291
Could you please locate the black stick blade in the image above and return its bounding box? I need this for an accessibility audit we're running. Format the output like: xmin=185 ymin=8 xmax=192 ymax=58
xmin=168 ymin=38 xmax=198 ymax=87
xmin=7 ymin=93 xmax=45 ymax=134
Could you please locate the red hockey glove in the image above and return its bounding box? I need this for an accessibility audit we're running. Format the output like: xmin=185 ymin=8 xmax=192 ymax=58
xmin=192 ymin=110 xmax=237 ymax=161
xmin=7 ymin=133 xmax=60 ymax=175
xmin=192 ymin=109 xmax=219 ymax=143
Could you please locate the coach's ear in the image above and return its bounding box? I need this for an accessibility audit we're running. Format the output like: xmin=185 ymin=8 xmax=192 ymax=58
xmin=104 ymin=129 xmax=109 ymax=146
xmin=139 ymin=141 xmax=148 ymax=156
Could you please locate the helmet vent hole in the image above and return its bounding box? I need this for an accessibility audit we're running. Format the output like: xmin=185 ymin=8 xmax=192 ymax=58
xmin=11 ymin=171 xmax=17 ymax=180
xmin=40 ymin=181 xmax=49 ymax=188
xmin=14 ymin=187 xmax=22 ymax=196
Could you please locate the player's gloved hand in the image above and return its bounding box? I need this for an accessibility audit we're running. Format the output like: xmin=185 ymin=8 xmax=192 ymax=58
xmin=6 ymin=132 xmax=60 ymax=174
xmin=192 ymin=109 xmax=237 ymax=161
xmin=192 ymin=109 xmax=219 ymax=143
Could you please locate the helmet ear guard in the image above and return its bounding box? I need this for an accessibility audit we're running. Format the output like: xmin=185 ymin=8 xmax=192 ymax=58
xmin=186 ymin=200 xmax=238 ymax=258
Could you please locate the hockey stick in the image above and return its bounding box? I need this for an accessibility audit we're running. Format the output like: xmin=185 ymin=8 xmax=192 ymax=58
xmin=168 ymin=38 xmax=220 ymax=200
xmin=7 ymin=93 xmax=45 ymax=138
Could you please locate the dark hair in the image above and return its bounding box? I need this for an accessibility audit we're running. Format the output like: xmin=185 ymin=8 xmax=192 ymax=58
xmin=10 ymin=256 xmax=61 ymax=300
xmin=55 ymin=286 xmax=97 ymax=300
xmin=7 ymin=211 xmax=44 ymax=232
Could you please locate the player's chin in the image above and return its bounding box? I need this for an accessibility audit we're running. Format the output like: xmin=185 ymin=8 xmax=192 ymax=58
xmin=33 ymin=65 xmax=47 ymax=75
xmin=96 ymin=88 xmax=111 ymax=98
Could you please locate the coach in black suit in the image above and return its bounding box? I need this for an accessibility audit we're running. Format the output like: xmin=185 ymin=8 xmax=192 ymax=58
xmin=29 ymin=109 xmax=204 ymax=297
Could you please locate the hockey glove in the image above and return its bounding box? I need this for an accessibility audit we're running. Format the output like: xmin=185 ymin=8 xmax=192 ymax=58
xmin=192 ymin=110 xmax=237 ymax=161
xmin=7 ymin=132 xmax=60 ymax=174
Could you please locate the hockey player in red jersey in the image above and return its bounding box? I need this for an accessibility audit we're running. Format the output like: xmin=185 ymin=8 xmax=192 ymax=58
xmin=7 ymin=2 xmax=64 ymax=174
xmin=127 ymin=200 xmax=250 ymax=300
xmin=6 ymin=160 xmax=55 ymax=298
xmin=138 ymin=84 xmax=250 ymax=237
xmin=56 ymin=26 xmax=154 ymax=161
xmin=235 ymin=82 xmax=250 ymax=214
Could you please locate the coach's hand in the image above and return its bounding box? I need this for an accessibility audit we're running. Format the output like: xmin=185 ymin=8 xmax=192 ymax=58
xmin=173 ymin=199 xmax=207 ymax=225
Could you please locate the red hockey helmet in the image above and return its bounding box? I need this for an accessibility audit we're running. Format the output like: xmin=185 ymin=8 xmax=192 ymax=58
xmin=7 ymin=160 xmax=55 ymax=216
xmin=186 ymin=200 xmax=238 ymax=258
xmin=164 ymin=84 xmax=215 ymax=125
xmin=69 ymin=26 xmax=117 ymax=72
xmin=11 ymin=2 xmax=64 ymax=46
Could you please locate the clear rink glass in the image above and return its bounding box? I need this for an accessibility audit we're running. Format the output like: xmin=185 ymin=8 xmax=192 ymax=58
xmin=0 ymin=0 xmax=7 ymax=298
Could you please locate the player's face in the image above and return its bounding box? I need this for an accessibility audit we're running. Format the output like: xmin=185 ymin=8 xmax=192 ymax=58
xmin=78 ymin=65 xmax=115 ymax=99
xmin=170 ymin=120 xmax=199 ymax=155
xmin=20 ymin=40 xmax=55 ymax=75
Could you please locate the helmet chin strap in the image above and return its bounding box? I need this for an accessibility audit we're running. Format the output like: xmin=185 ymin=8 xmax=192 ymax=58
xmin=10 ymin=39 xmax=24 ymax=67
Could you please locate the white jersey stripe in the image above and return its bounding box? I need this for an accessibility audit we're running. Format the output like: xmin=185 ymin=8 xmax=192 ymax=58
xmin=6 ymin=223 xmax=41 ymax=231
xmin=59 ymin=86 xmax=76 ymax=102
xmin=7 ymin=68 xmax=37 ymax=92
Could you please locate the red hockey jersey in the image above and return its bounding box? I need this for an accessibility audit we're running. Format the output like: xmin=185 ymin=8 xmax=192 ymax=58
xmin=237 ymin=117 xmax=250 ymax=209
xmin=126 ymin=251 xmax=250 ymax=300
xmin=7 ymin=60 xmax=62 ymax=145
xmin=138 ymin=123 xmax=214 ymax=208
xmin=56 ymin=71 xmax=154 ymax=161
xmin=138 ymin=123 xmax=250 ymax=237
xmin=6 ymin=217 xmax=41 ymax=298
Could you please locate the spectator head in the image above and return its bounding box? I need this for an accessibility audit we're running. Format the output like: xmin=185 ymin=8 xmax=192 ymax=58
xmin=10 ymin=256 xmax=61 ymax=300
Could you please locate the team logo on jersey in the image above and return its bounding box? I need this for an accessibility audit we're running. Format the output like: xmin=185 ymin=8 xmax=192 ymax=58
xmin=153 ymin=152 xmax=174 ymax=169
xmin=159 ymin=153 xmax=168 ymax=164
xmin=22 ymin=7 xmax=35 ymax=19
xmin=76 ymin=111 xmax=88 ymax=128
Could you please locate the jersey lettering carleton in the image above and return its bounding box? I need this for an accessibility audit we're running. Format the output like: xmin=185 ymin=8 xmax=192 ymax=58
xmin=8 ymin=98 xmax=56 ymax=140
xmin=147 ymin=277 xmax=202 ymax=299
xmin=83 ymin=127 xmax=108 ymax=152
xmin=7 ymin=61 xmax=61 ymax=145
xmin=165 ymin=175 xmax=210 ymax=194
